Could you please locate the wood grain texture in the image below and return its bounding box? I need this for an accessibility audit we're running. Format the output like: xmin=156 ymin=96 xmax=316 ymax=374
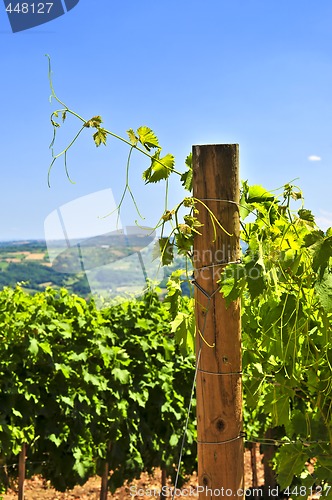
xmin=193 ymin=144 xmax=243 ymax=499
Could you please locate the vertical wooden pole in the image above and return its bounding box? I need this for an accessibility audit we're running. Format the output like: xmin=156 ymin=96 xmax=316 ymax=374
xmin=100 ymin=460 xmax=109 ymax=500
xmin=160 ymin=468 xmax=167 ymax=500
xmin=263 ymin=429 xmax=277 ymax=497
xmin=250 ymin=443 xmax=258 ymax=488
xmin=18 ymin=443 xmax=26 ymax=500
xmin=192 ymin=144 xmax=243 ymax=499
xmin=100 ymin=441 xmax=112 ymax=500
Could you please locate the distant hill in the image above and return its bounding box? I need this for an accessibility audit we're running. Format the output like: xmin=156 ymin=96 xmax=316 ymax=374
xmin=0 ymin=238 xmax=246 ymax=299
xmin=0 ymin=239 xmax=187 ymax=299
xmin=0 ymin=239 xmax=91 ymax=296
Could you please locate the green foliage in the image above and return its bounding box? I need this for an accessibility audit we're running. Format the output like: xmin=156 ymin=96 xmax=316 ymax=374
xmin=220 ymin=181 xmax=332 ymax=489
xmin=180 ymin=154 xmax=193 ymax=192
xmin=0 ymin=261 xmax=66 ymax=290
xmin=46 ymin=59 xmax=332 ymax=490
xmin=100 ymin=290 xmax=196 ymax=490
xmin=0 ymin=285 xmax=196 ymax=493
xmin=143 ymin=151 xmax=175 ymax=183
xmin=46 ymin=57 xmax=202 ymax=266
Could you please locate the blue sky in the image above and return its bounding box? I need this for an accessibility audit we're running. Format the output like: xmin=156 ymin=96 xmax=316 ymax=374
xmin=1 ymin=0 xmax=332 ymax=240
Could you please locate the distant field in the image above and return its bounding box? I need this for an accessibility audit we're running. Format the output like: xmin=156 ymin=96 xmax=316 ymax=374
xmin=0 ymin=240 xmax=188 ymax=298
xmin=0 ymin=240 xmax=91 ymax=297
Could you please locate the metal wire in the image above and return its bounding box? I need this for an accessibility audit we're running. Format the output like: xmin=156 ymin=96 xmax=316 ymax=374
xmin=197 ymin=368 xmax=242 ymax=376
xmin=194 ymin=259 xmax=242 ymax=272
xmin=197 ymin=432 xmax=246 ymax=445
xmin=172 ymin=288 xmax=214 ymax=500
xmin=172 ymin=270 xmax=331 ymax=498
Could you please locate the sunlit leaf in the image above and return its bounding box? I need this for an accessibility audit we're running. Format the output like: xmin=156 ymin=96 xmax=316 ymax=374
xmin=28 ymin=337 xmax=39 ymax=356
xmin=143 ymin=152 xmax=175 ymax=183
xmin=84 ymin=115 xmax=103 ymax=128
xmin=298 ymin=208 xmax=315 ymax=223
xmin=247 ymin=184 xmax=275 ymax=203
xmin=93 ymin=128 xmax=107 ymax=147
xmin=127 ymin=128 xmax=138 ymax=146
xmin=137 ymin=126 xmax=160 ymax=151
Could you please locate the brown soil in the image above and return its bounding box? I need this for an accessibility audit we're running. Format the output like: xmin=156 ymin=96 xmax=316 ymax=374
xmin=2 ymin=449 xmax=264 ymax=499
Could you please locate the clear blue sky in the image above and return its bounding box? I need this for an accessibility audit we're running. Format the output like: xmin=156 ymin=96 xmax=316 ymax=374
xmin=1 ymin=0 xmax=332 ymax=241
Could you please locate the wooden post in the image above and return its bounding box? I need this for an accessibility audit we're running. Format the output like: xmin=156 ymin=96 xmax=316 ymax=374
xmin=250 ymin=443 xmax=258 ymax=488
xmin=263 ymin=428 xmax=277 ymax=497
xmin=18 ymin=443 xmax=26 ymax=500
xmin=192 ymin=144 xmax=243 ymax=499
xmin=100 ymin=441 xmax=112 ymax=500
xmin=100 ymin=460 xmax=109 ymax=500
xmin=160 ymin=468 xmax=167 ymax=500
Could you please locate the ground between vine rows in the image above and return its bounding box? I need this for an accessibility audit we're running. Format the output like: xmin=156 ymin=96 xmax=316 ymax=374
xmin=3 ymin=450 xmax=263 ymax=499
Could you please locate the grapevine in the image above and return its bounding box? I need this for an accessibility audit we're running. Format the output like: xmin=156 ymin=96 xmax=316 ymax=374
xmin=10 ymin=57 xmax=325 ymax=493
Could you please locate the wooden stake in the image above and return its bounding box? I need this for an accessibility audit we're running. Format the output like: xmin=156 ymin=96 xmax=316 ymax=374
xmin=193 ymin=144 xmax=243 ymax=499
xmin=160 ymin=468 xmax=167 ymax=500
xmin=250 ymin=443 xmax=258 ymax=488
xmin=263 ymin=428 xmax=277 ymax=497
xmin=100 ymin=441 xmax=112 ymax=500
xmin=18 ymin=443 xmax=26 ymax=500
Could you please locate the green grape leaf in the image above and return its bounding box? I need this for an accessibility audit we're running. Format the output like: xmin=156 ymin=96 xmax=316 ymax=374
xmin=28 ymin=337 xmax=39 ymax=356
xmin=315 ymin=238 xmax=332 ymax=278
xmin=181 ymin=170 xmax=193 ymax=192
xmin=303 ymin=230 xmax=324 ymax=248
xmin=244 ymin=261 xmax=266 ymax=299
xmin=239 ymin=191 xmax=252 ymax=220
xmin=219 ymin=263 xmax=246 ymax=306
xmin=273 ymin=394 xmax=290 ymax=427
xmin=286 ymin=410 xmax=307 ymax=437
xmin=314 ymin=456 xmax=332 ymax=486
xmin=164 ymin=270 xmax=184 ymax=318
xmin=247 ymin=185 xmax=275 ymax=203
xmin=39 ymin=341 xmax=53 ymax=356
xmin=180 ymin=153 xmax=193 ymax=191
xmin=171 ymin=311 xmax=195 ymax=354
xmin=315 ymin=270 xmax=332 ymax=312
xmin=54 ymin=363 xmax=72 ymax=378
xmin=154 ymin=237 xmax=174 ymax=266
xmin=127 ymin=128 xmax=138 ymax=146
xmin=185 ymin=152 xmax=192 ymax=169
xmin=48 ymin=433 xmax=63 ymax=447
xmin=298 ymin=208 xmax=315 ymax=223
xmin=137 ymin=126 xmax=160 ymax=151
xmin=93 ymin=128 xmax=107 ymax=147
xmin=84 ymin=115 xmax=103 ymax=128
xmin=169 ymin=434 xmax=179 ymax=446
xmin=175 ymin=231 xmax=193 ymax=254
xmin=275 ymin=444 xmax=308 ymax=489
xmin=112 ymin=368 xmax=131 ymax=384
xmin=304 ymin=231 xmax=332 ymax=278
xmin=143 ymin=153 xmax=175 ymax=183
xmin=73 ymin=459 xmax=86 ymax=479
xmin=12 ymin=408 xmax=23 ymax=418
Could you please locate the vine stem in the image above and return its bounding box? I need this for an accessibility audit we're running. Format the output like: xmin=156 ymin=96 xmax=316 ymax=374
xmin=192 ymin=197 xmax=233 ymax=237
xmin=48 ymin=125 xmax=85 ymax=186
xmin=47 ymin=53 xmax=182 ymax=181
